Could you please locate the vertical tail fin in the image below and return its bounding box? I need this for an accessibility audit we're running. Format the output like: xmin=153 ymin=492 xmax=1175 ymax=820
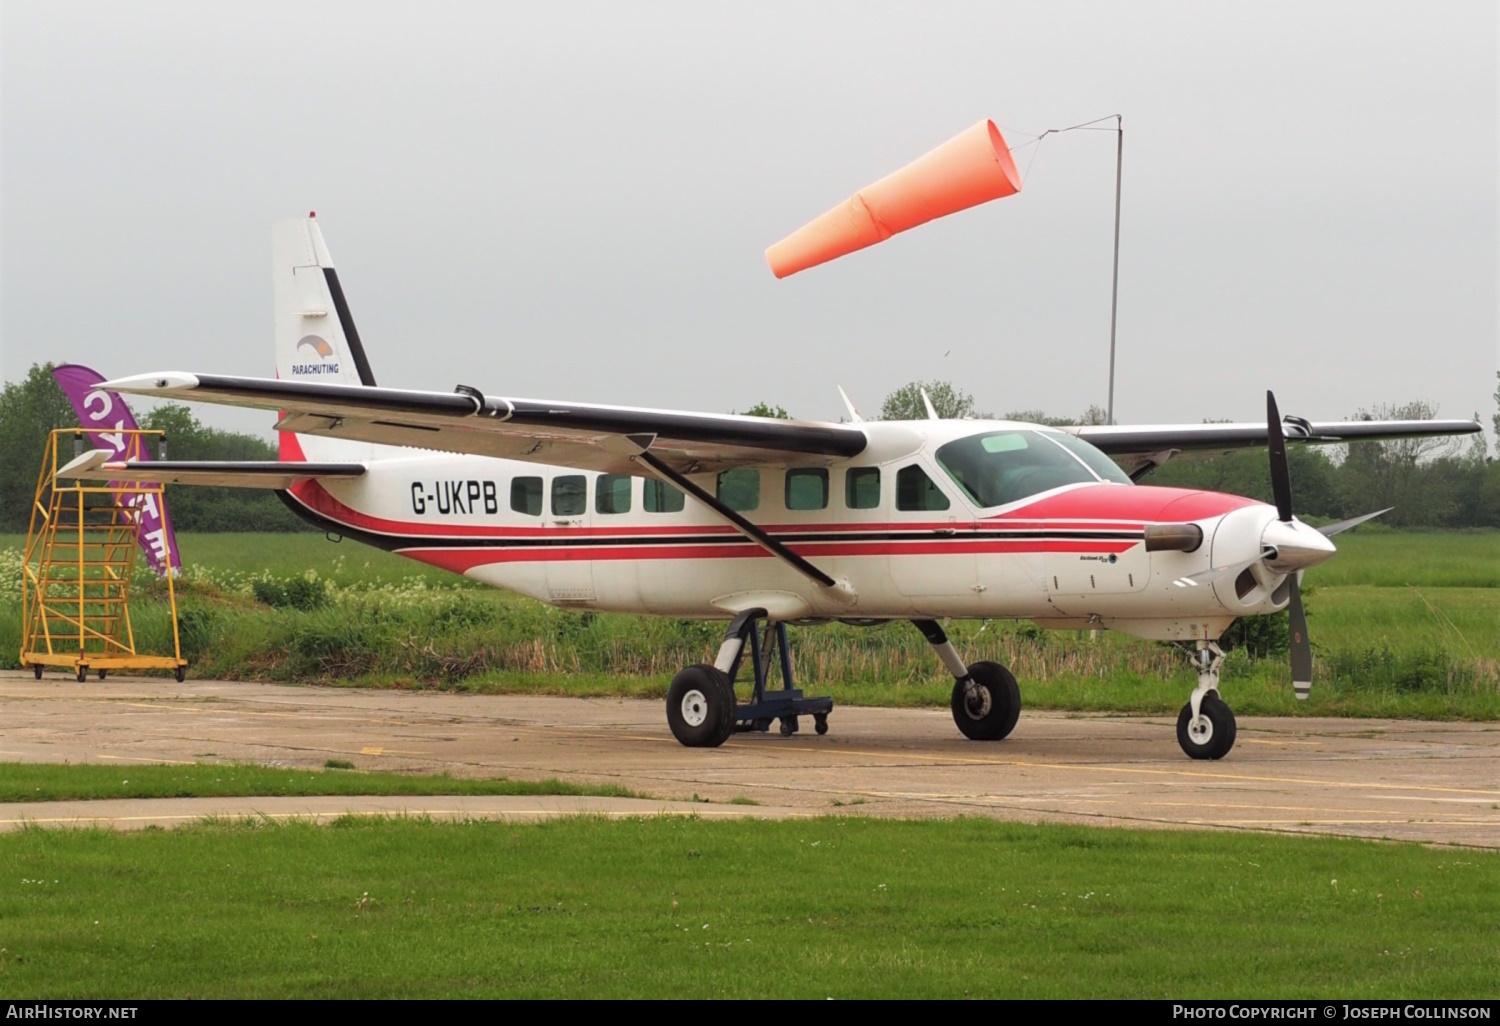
xmin=273 ymin=215 xmax=378 ymax=462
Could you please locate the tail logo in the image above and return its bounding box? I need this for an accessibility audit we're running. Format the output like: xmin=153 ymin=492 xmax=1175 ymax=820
xmin=292 ymin=335 xmax=341 ymax=377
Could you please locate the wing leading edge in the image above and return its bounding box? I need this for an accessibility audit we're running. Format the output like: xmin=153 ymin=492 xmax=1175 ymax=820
xmin=101 ymin=373 xmax=869 ymax=474
xmin=1068 ymin=418 xmax=1483 ymax=477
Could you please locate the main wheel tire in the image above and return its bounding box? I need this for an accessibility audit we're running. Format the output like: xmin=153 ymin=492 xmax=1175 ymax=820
xmin=951 ymin=661 xmax=1022 ymax=741
xmin=1176 ymin=693 xmax=1237 ymax=760
xmin=666 ymin=664 xmax=737 ymax=748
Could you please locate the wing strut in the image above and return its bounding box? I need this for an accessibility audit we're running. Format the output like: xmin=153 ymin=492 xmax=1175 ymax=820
xmin=631 ymin=445 xmax=854 ymax=602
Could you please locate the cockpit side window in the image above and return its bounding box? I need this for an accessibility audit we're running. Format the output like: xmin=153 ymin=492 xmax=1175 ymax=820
xmin=934 ymin=430 xmax=1100 ymax=508
xmin=895 ymin=464 xmax=950 ymax=511
xmin=1043 ymin=431 xmax=1133 ymax=484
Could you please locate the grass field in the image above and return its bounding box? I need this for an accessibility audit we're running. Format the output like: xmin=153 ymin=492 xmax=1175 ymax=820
xmin=0 ymin=763 xmax=633 ymax=804
xmin=2 ymin=529 xmax=1497 ymax=719
xmin=0 ymin=815 xmax=1493 ymax=998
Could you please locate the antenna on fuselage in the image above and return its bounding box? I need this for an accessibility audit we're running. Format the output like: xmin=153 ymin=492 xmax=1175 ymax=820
xmin=836 ymin=385 xmax=864 ymax=423
xmin=919 ymin=387 xmax=941 ymax=421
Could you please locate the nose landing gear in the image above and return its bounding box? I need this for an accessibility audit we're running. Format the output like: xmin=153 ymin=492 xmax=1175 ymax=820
xmin=1177 ymin=641 xmax=1237 ymax=760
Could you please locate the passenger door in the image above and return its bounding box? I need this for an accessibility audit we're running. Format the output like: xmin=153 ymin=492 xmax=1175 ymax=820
xmin=887 ymin=461 xmax=979 ymax=600
xmin=544 ymin=473 xmax=595 ymax=603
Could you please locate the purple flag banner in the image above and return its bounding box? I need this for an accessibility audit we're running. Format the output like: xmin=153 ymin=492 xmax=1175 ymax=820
xmin=51 ymin=364 xmax=181 ymax=577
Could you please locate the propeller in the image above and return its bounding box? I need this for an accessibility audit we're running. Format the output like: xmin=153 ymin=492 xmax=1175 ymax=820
xmin=1177 ymin=394 xmax=1387 ymax=700
xmin=1266 ymin=391 xmax=1314 ymax=700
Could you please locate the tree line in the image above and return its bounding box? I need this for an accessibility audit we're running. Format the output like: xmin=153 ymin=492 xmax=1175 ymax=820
xmin=750 ymin=376 xmax=1500 ymax=529
xmin=3 ymin=363 xmax=1497 ymax=532
xmin=0 ymin=363 xmax=305 ymax=532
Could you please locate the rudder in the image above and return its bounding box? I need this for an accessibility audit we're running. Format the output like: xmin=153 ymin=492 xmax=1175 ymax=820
xmin=273 ymin=215 xmax=378 ymax=463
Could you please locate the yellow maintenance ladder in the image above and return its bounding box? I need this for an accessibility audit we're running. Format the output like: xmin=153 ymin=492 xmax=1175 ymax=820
xmin=19 ymin=429 xmax=185 ymax=682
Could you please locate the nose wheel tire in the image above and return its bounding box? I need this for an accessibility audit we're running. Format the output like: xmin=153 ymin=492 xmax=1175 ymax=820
xmin=1176 ymin=693 xmax=1237 ymax=760
xmin=950 ymin=661 xmax=1022 ymax=741
xmin=666 ymin=664 xmax=737 ymax=748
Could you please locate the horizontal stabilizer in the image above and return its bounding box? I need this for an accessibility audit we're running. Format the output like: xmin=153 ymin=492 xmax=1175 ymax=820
xmin=57 ymin=449 xmax=365 ymax=490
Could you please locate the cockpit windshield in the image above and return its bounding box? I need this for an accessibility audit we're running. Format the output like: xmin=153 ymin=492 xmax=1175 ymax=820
xmin=934 ymin=430 xmax=1130 ymax=509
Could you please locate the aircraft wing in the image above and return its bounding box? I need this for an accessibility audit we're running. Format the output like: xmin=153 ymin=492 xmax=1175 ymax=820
xmin=1067 ymin=417 xmax=1483 ymax=477
xmin=57 ymin=448 xmax=366 ymax=490
xmin=100 ymin=373 xmax=868 ymax=474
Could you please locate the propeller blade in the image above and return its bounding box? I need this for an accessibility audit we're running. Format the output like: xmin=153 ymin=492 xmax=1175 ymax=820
xmin=1288 ymin=575 xmax=1312 ymax=700
xmin=1266 ymin=391 xmax=1294 ymax=523
xmin=1317 ymin=508 xmax=1393 ymax=538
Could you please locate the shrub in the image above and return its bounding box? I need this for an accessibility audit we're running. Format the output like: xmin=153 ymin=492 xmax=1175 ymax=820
xmin=252 ymin=575 xmax=329 ymax=611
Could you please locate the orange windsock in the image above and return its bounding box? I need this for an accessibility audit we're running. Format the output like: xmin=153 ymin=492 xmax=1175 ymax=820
xmin=765 ymin=120 xmax=1022 ymax=279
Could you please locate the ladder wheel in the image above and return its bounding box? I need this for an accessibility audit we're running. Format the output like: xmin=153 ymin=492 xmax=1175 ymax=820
xmin=98 ymin=669 xmax=107 ymax=681
xmin=33 ymin=664 xmax=42 ymax=680
xmin=76 ymin=666 xmax=87 ymax=683
xmin=175 ymin=666 xmax=186 ymax=683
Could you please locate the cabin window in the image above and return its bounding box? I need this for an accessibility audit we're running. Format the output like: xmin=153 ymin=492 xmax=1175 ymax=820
xmin=845 ymin=467 xmax=880 ymax=509
xmin=510 ymin=476 xmax=543 ymax=516
xmin=895 ymin=464 xmax=950 ymax=512
xmin=716 ymin=469 xmax=760 ymax=512
xmin=595 ymin=474 xmax=633 ymax=515
xmin=784 ymin=468 xmax=829 ymax=511
xmin=551 ymin=475 xmax=587 ymax=517
xmin=644 ymin=479 xmax=686 ymax=513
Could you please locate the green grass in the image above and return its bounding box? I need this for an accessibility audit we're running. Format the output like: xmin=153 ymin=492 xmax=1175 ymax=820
xmin=1306 ymin=528 xmax=1500 ymax=588
xmin=0 ymin=531 xmax=472 ymax=590
xmin=0 ymin=763 xmax=635 ymax=804
xmin=0 ymin=816 xmax=1494 ymax=998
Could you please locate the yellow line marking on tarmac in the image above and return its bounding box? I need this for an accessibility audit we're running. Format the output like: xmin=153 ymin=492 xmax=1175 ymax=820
xmin=521 ymin=725 xmax=1500 ymax=799
xmin=93 ymin=754 xmax=194 ymax=765
xmin=710 ymin=741 xmax=1500 ymax=798
xmin=874 ymin=796 xmax=1431 ymax=816
xmin=0 ymin=808 xmax=818 ymax=827
xmin=1187 ymin=819 xmax=1500 ymax=827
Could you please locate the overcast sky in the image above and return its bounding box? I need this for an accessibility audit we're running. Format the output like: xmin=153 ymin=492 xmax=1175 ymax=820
xmin=3 ymin=1 xmax=1496 ymax=444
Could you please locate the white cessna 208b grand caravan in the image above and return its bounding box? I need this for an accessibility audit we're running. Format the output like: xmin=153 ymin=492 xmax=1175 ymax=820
xmin=69 ymin=217 xmax=1480 ymax=759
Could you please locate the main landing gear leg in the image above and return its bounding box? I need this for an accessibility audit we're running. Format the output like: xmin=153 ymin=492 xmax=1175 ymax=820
xmin=913 ymin=620 xmax=1020 ymax=741
xmin=1176 ymin=641 xmax=1236 ymax=760
xmin=665 ymin=607 xmax=832 ymax=748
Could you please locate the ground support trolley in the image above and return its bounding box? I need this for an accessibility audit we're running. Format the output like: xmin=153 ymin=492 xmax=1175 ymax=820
xmin=664 ymin=608 xmax=832 ymax=747
xmin=19 ymin=429 xmax=186 ymax=683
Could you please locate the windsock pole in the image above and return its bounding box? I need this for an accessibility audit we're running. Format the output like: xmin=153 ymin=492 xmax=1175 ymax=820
xmin=1107 ymin=115 xmax=1123 ymax=426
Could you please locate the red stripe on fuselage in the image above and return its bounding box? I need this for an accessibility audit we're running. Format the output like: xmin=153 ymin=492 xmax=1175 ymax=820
xmin=292 ymin=480 xmax=1255 ymax=549
xmin=402 ymin=538 xmax=1137 ymax=574
xmin=994 ymin=484 xmax=1258 ymax=523
xmin=293 ymin=480 xmax=1154 ymax=540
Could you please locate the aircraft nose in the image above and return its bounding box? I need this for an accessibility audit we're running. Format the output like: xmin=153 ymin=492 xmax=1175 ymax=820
xmin=1260 ymin=517 xmax=1336 ymax=573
